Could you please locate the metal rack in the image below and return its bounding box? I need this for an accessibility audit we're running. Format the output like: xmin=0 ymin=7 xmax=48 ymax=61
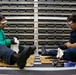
xmin=0 ymin=0 xmax=76 ymax=56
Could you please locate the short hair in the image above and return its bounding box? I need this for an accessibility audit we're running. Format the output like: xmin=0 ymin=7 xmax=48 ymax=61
xmin=0 ymin=14 xmax=5 ymax=21
xmin=67 ymin=14 xmax=76 ymax=23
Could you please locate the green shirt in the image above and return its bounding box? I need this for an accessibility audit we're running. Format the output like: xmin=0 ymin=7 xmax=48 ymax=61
xmin=0 ymin=29 xmax=11 ymax=46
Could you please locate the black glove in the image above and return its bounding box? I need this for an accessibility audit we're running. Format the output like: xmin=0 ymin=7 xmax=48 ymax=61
xmin=11 ymin=37 xmax=19 ymax=44
xmin=58 ymin=44 xmax=68 ymax=50
xmin=11 ymin=39 xmax=16 ymax=44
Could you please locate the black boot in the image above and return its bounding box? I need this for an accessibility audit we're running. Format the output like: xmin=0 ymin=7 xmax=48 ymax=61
xmin=10 ymin=52 xmax=19 ymax=65
xmin=17 ymin=46 xmax=32 ymax=69
xmin=41 ymin=46 xmax=48 ymax=56
xmin=30 ymin=46 xmax=36 ymax=54
xmin=11 ymin=46 xmax=32 ymax=69
xmin=38 ymin=51 xmax=41 ymax=55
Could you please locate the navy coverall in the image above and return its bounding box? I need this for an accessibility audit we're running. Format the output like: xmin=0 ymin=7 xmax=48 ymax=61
xmin=48 ymin=30 xmax=76 ymax=62
xmin=0 ymin=44 xmax=25 ymax=65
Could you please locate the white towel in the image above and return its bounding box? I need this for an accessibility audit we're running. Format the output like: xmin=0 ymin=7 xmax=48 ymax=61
xmin=11 ymin=37 xmax=19 ymax=53
xmin=56 ymin=48 xmax=64 ymax=58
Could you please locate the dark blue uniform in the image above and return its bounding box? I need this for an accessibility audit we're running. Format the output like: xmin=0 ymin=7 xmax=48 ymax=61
xmin=0 ymin=44 xmax=27 ymax=65
xmin=48 ymin=30 xmax=76 ymax=62
xmin=69 ymin=30 xmax=76 ymax=43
